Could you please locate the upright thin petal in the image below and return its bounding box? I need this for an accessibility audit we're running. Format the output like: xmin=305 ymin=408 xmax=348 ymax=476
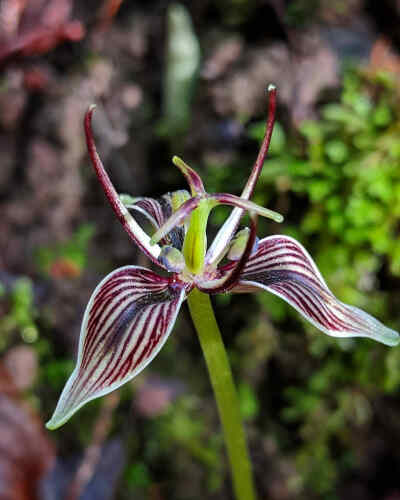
xmin=46 ymin=266 xmax=186 ymax=429
xmin=229 ymin=235 xmax=399 ymax=346
xmin=84 ymin=106 xmax=163 ymax=266
xmin=205 ymin=85 xmax=277 ymax=266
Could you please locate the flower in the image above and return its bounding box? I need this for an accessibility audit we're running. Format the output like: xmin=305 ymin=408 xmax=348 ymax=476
xmin=46 ymin=86 xmax=399 ymax=430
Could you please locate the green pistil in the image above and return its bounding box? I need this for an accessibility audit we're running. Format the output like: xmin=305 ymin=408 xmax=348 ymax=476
xmin=183 ymin=200 xmax=214 ymax=274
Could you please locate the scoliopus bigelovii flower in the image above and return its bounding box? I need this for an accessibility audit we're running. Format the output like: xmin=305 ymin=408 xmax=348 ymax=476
xmin=46 ymin=86 xmax=399 ymax=430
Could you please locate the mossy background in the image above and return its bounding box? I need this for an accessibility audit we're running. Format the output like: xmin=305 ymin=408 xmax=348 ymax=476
xmin=1 ymin=1 xmax=400 ymax=499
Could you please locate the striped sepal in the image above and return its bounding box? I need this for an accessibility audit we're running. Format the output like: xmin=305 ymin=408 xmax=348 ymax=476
xmin=232 ymin=235 xmax=399 ymax=346
xmin=132 ymin=196 xmax=185 ymax=250
xmin=46 ymin=266 xmax=185 ymax=429
xmin=132 ymin=197 xmax=167 ymax=228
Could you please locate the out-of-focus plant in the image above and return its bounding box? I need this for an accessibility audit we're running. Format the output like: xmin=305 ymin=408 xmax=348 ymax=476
xmin=160 ymin=3 xmax=200 ymax=138
xmin=0 ymin=0 xmax=85 ymax=64
xmin=0 ymin=277 xmax=38 ymax=346
xmin=35 ymin=224 xmax=95 ymax=279
xmin=155 ymin=397 xmax=223 ymax=491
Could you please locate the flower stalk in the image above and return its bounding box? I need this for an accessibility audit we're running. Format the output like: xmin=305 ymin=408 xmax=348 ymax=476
xmin=187 ymin=288 xmax=256 ymax=500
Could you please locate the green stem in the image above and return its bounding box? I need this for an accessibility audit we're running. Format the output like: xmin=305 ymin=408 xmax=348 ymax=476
xmin=187 ymin=287 xmax=256 ymax=500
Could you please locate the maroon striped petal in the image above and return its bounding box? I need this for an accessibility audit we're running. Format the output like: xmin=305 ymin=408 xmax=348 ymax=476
xmin=229 ymin=235 xmax=399 ymax=346
xmin=129 ymin=197 xmax=166 ymax=228
xmin=46 ymin=266 xmax=186 ymax=429
xmin=205 ymin=85 xmax=277 ymax=266
xmin=124 ymin=195 xmax=185 ymax=250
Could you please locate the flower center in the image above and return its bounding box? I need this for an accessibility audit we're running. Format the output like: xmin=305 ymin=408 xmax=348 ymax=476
xmin=182 ymin=199 xmax=213 ymax=275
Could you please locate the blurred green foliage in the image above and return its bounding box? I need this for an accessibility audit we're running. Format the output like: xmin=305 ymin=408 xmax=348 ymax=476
xmin=207 ymin=69 xmax=400 ymax=495
xmin=159 ymin=3 xmax=200 ymax=139
xmin=35 ymin=224 xmax=94 ymax=277
xmin=0 ymin=277 xmax=38 ymax=346
xmin=154 ymin=397 xmax=223 ymax=492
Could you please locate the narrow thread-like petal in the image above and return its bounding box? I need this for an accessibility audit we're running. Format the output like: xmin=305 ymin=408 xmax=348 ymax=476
xmin=150 ymin=191 xmax=282 ymax=249
xmin=205 ymin=85 xmax=277 ymax=266
xmin=212 ymin=193 xmax=283 ymax=223
xmin=46 ymin=266 xmax=185 ymax=429
xmin=84 ymin=106 xmax=163 ymax=266
xmin=229 ymin=235 xmax=400 ymax=346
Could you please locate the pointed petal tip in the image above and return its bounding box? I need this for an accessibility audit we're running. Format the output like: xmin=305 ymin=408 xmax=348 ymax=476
xmin=343 ymin=304 xmax=400 ymax=347
xmin=45 ymin=418 xmax=61 ymax=431
xmin=171 ymin=156 xmax=205 ymax=195
xmin=45 ymin=404 xmax=76 ymax=430
xmin=366 ymin=318 xmax=399 ymax=346
xmin=233 ymin=235 xmax=399 ymax=348
xmin=86 ymin=104 xmax=97 ymax=120
xmin=382 ymin=330 xmax=400 ymax=347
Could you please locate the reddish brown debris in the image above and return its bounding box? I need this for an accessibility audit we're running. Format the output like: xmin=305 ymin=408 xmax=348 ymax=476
xmin=96 ymin=0 xmax=124 ymax=32
xmin=369 ymin=37 xmax=400 ymax=83
xmin=0 ymin=0 xmax=85 ymax=64
xmin=50 ymin=257 xmax=82 ymax=279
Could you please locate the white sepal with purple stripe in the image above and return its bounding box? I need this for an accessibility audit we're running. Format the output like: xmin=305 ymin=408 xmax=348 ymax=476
xmin=231 ymin=235 xmax=399 ymax=346
xmin=46 ymin=266 xmax=185 ymax=429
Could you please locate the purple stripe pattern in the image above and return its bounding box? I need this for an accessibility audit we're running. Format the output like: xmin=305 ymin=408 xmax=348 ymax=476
xmin=229 ymin=235 xmax=399 ymax=346
xmin=172 ymin=156 xmax=205 ymax=195
xmin=132 ymin=195 xmax=185 ymax=250
xmin=46 ymin=266 xmax=185 ymax=429
xmin=133 ymin=197 xmax=168 ymax=228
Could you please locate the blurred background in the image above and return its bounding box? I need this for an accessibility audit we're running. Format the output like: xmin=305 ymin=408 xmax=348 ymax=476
xmin=1 ymin=0 xmax=400 ymax=499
